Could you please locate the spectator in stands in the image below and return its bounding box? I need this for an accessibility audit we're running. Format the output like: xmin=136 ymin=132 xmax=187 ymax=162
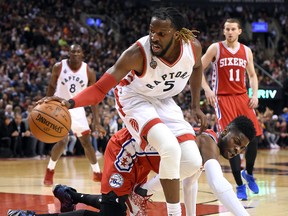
xmin=278 ymin=107 xmax=288 ymax=146
xmin=97 ymin=115 xmax=111 ymax=154
xmin=264 ymin=113 xmax=281 ymax=149
xmin=8 ymin=112 xmax=26 ymax=157
xmin=116 ymin=117 xmax=125 ymax=131
xmin=5 ymin=104 xmax=14 ymax=121
xmin=0 ymin=109 xmax=13 ymax=158
xmin=280 ymin=107 xmax=288 ymax=124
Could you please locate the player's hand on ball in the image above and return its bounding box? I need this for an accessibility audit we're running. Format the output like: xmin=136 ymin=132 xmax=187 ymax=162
xmin=36 ymin=96 xmax=63 ymax=104
xmin=36 ymin=96 xmax=71 ymax=108
xmin=36 ymin=96 xmax=48 ymax=105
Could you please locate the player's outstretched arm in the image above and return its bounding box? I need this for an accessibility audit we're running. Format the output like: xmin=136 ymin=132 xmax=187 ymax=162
xmin=204 ymin=159 xmax=249 ymax=216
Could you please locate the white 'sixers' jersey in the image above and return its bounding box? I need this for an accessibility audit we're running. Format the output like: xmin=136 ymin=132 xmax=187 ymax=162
xmin=54 ymin=59 xmax=88 ymax=100
xmin=119 ymin=35 xmax=196 ymax=99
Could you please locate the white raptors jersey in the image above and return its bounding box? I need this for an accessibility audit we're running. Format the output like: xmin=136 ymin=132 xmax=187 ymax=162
xmin=54 ymin=59 xmax=90 ymax=136
xmin=118 ymin=35 xmax=196 ymax=99
xmin=54 ymin=59 xmax=88 ymax=100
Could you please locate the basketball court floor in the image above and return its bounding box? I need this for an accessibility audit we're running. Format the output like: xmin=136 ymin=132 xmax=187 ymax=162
xmin=1 ymin=148 xmax=288 ymax=215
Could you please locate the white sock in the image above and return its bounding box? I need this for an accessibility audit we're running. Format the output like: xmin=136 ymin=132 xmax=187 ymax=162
xmin=47 ymin=159 xmax=57 ymax=170
xmin=91 ymin=162 xmax=101 ymax=173
xmin=141 ymin=174 xmax=162 ymax=195
xmin=167 ymin=202 xmax=181 ymax=216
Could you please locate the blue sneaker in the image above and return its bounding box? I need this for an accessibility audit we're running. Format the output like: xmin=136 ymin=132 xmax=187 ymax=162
xmin=241 ymin=170 xmax=259 ymax=194
xmin=53 ymin=184 xmax=77 ymax=212
xmin=236 ymin=184 xmax=247 ymax=200
xmin=7 ymin=209 xmax=35 ymax=216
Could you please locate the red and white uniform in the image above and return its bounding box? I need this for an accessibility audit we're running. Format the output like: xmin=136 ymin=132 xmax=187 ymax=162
xmin=101 ymin=128 xmax=217 ymax=196
xmin=211 ymin=42 xmax=262 ymax=136
xmin=54 ymin=59 xmax=90 ymax=136
xmin=101 ymin=128 xmax=160 ymax=196
xmin=114 ymin=35 xmax=197 ymax=149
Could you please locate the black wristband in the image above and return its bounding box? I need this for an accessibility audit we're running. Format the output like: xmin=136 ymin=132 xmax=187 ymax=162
xmin=68 ymin=99 xmax=75 ymax=109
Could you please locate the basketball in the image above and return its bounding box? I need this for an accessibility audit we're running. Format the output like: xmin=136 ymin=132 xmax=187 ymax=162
xmin=28 ymin=100 xmax=72 ymax=143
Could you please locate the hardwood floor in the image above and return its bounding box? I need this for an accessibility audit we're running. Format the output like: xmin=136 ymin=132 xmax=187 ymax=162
xmin=1 ymin=148 xmax=287 ymax=215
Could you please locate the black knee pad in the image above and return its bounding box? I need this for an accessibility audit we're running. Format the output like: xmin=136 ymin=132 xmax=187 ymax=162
xmin=101 ymin=191 xmax=128 ymax=216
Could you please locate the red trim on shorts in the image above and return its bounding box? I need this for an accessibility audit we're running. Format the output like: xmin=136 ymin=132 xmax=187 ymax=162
xmin=140 ymin=118 xmax=163 ymax=150
xmin=176 ymin=134 xmax=196 ymax=143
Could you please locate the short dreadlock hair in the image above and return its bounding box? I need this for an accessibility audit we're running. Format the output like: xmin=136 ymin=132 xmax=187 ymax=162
xmin=151 ymin=7 xmax=199 ymax=43
xmin=228 ymin=115 xmax=256 ymax=141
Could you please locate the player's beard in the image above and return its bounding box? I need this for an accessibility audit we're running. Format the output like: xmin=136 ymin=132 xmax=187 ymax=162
xmin=150 ymin=36 xmax=173 ymax=57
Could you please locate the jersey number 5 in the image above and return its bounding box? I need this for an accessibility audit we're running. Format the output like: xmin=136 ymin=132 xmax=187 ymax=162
xmin=163 ymin=81 xmax=175 ymax=92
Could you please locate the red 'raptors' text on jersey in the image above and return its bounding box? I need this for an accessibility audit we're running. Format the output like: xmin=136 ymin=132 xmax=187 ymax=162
xmin=54 ymin=59 xmax=89 ymax=100
xmin=211 ymin=42 xmax=249 ymax=95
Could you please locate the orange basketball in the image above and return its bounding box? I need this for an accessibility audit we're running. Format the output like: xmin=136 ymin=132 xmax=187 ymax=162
xmin=28 ymin=100 xmax=71 ymax=143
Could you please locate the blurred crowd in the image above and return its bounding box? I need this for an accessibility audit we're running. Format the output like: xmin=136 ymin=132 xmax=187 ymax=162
xmin=0 ymin=0 xmax=287 ymax=158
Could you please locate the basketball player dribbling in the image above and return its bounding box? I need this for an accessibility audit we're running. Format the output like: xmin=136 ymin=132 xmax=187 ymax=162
xmin=201 ymin=18 xmax=262 ymax=200
xmin=40 ymin=7 xmax=207 ymax=216
xmin=43 ymin=44 xmax=106 ymax=186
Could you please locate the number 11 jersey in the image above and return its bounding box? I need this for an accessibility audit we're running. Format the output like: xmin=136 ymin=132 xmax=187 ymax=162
xmin=211 ymin=42 xmax=249 ymax=95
